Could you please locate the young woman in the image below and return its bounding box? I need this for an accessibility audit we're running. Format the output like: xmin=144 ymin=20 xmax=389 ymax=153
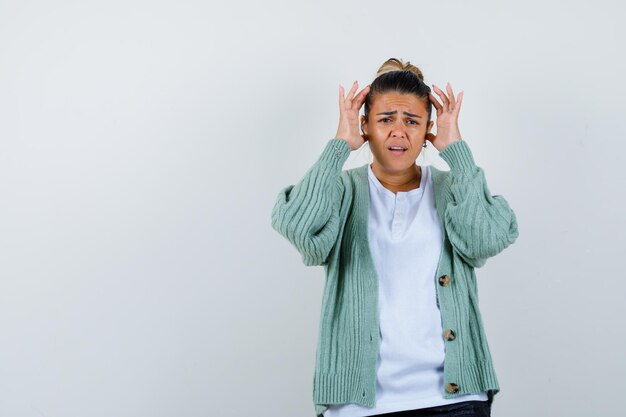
xmin=271 ymin=58 xmax=519 ymax=417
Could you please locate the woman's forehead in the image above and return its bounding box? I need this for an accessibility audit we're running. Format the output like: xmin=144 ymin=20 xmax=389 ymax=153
xmin=371 ymin=92 xmax=428 ymax=114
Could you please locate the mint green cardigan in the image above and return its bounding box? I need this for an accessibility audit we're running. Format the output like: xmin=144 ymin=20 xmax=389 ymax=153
xmin=271 ymin=138 xmax=519 ymax=417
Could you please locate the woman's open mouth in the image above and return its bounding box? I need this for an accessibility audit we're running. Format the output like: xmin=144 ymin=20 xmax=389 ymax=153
xmin=388 ymin=146 xmax=407 ymax=155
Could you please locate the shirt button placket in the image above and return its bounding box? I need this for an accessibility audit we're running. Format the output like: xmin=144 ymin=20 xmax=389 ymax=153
xmin=391 ymin=194 xmax=405 ymax=239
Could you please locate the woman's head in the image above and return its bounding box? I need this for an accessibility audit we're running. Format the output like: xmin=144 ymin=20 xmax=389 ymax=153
xmin=361 ymin=58 xmax=434 ymax=173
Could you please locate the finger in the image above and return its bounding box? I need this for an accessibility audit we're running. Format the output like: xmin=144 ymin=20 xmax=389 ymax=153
xmin=428 ymin=92 xmax=441 ymax=108
xmin=429 ymin=92 xmax=443 ymax=115
xmin=453 ymin=90 xmax=463 ymax=116
xmin=432 ymin=84 xmax=450 ymax=112
xmin=339 ymin=85 xmax=345 ymax=113
xmin=346 ymin=80 xmax=359 ymax=103
xmin=437 ymin=84 xmax=450 ymax=111
xmin=446 ymin=82 xmax=456 ymax=110
xmin=355 ymin=84 xmax=371 ymax=107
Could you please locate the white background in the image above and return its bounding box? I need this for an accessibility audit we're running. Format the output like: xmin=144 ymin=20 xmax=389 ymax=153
xmin=1 ymin=1 xmax=624 ymax=416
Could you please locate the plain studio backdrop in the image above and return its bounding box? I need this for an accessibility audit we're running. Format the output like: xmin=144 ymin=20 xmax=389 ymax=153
xmin=0 ymin=1 xmax=624 ymax=416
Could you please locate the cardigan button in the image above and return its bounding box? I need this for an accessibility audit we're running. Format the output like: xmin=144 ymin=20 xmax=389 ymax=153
xmin=443 ymin=329 xmax=456 ymax=341
xmin=438 ymin=274 xmax=451 ymax=286
xmin=446 ymin=383 xmax=460 ymax=393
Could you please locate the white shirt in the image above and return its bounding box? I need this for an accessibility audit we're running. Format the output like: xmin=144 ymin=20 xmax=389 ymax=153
xmin=324 ymin=164 xmax=487 ymax=417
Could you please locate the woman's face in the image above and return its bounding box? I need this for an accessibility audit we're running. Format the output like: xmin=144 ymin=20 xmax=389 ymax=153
xmin=361 ymin=91 xmax=434 ymax=173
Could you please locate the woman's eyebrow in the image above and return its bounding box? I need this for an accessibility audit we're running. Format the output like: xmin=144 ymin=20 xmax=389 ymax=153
xmin=376 ymin=110 xmax=421 ymax=118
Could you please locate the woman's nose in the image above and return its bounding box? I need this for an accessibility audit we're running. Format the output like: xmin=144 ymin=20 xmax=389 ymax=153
xmin=390 ymin=121 xmax=406 ymax=137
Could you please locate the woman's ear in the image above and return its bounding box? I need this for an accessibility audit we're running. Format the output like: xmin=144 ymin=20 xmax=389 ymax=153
xmin=360 ymin=115 xmax=368 ymax=137
xmin=426 ymin=120 xmax=434 ymax=133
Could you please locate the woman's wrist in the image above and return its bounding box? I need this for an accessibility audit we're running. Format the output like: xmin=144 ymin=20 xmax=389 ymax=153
xmin=333 ymin=135 xmax=358 ymax=151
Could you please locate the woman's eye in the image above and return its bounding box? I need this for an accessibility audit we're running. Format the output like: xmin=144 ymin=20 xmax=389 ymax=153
xmin=379 ymin=118 xmax=418 ymax=125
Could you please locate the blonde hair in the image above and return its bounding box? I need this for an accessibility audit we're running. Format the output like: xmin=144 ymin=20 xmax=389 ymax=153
xmin=375 ymin=57 xmax=425 ymax=81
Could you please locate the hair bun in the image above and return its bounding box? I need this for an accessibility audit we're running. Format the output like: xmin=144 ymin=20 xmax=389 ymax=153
xmin=376 ymin=57 xmax=424 ymax=81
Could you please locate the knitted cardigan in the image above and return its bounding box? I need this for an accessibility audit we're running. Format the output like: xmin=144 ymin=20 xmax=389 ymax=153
xmin=271 ymin=138 xmax=519 ymax=417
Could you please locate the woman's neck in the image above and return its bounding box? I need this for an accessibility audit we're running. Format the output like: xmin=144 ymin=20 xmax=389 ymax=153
xmin=370 ymin=162 xmax=422 ymax=194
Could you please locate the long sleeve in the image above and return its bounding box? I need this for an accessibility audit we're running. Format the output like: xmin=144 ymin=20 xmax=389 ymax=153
xmin=271 ymin=138 xmax=351 ymax=266
xmin=437 ymin=139 xmax=519 ymax=268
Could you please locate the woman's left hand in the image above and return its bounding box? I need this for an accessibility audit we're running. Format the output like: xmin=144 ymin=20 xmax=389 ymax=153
xmin=426 ymin=82 xmax=464 ymax=152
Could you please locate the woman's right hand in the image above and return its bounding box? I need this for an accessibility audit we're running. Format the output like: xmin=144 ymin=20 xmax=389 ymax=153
xmin=335 ymin=81 xmax=370 ymax=151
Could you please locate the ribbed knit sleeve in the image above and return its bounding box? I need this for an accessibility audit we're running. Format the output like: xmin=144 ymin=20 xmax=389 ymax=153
xmin=437 ymin=139 xmax=519 ymax=268
xmin=271 ymin=138 xmax=351 ymax=266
